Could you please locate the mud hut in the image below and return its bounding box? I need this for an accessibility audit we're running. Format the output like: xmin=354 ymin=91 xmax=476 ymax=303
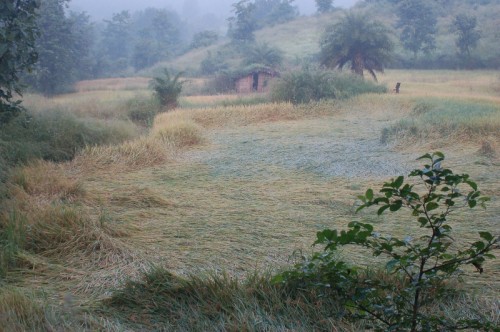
xmin=234 ymin=69 xmax=278 ymax=93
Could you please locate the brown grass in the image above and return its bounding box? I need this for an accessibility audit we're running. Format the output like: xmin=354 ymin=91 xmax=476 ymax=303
xmin=75 ymin=77 xmax=150 ymax=92
xmin=8 ymin=161 xmax=84 ymax=203
xmin=72 ymin=137 xmax=174 ymax=176
xmin=152 ymin=113 xmax=205 ymax=148
xmin=0 ymin=287 xmax=48 ymax=331
xmin=177 ymin=101 xmax=338 ymax=129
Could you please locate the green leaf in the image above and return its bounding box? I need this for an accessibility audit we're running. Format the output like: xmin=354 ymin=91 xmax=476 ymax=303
xmin=426 ymin=202 xmax=439 ymax=211
xmin=418 ymin=217 xmax=428 ymax=227
xmin=479 ymin=232 xmax=493 ymax=242
xmin=377 ymin=205 xmax=390 ymax=215
xmin=393 ymin=176 xmax=404 ymax=188
xmin=389 ymin=200 xmax=403 ymax=212
xmin=433 ymin=151 xmax=444 ymax=159
xmin=465 ymin=180 xmax=478 ymax=191
xmin=355 ymin=205 xmax=366 ymax=213
xmin=468 ymin=200 xmax=477 ymax=208
xmin=417 ymin=153 xmax=433 ymax=161
xmin=365 ymin=189 xmax=374 ymax=201
xmin=386 ymin=259 xmax=399 ymax=271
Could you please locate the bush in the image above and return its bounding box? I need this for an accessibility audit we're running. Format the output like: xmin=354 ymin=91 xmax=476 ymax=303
xmin=271 ymin=67 xmax=387 ymax=104
xmin=274 ymin=152 xmax=498 ymax=331
xmin=150 ymin=69 xmax=185 ymax=109
xmin=124 ymin=96 xmax=161 ymax=127
xmin=0 ymin=109 xmax=137 ymax=184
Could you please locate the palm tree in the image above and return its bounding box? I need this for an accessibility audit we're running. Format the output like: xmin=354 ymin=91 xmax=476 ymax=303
xmin=319 ymin=13 xmax=393 ymax=81
xmin=150 ymin=69 xmax=185 ymax=109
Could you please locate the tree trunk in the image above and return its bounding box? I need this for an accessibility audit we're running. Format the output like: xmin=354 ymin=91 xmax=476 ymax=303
xmin=352 ymin=53 xmax=364 ymax=78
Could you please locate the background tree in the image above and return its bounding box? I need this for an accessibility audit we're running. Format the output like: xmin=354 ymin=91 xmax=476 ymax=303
xmin=0 ymin=0 xmax=39 ymax=124
xmin=397 ymin=0 xmax=437 ymax=59
xmin=452 ymin=14 xmax=481 ymax=65
xmin=319 ymin=13 xmax=393 ymax=81
xmin=228 ymin=0 xmax=257 ymax=44
xmin=252 ymin=0 xmax=298 ymax=27
xmin=189 ymin=30 xmax=219 ymax=50
xmin=200 ymin=50 xmax=228 ymax=75
xmin=25 ymin=0 xmax=93 ymax=95
xmin=100 ymin=11 xmax=132 ymax=74
xmin=243 ymin=43 xmax=284 ymax=69
xmin=131 ymin=8 xmax=183 ymax=70
xmin=315 ymin=0 xmax=334 ymax=13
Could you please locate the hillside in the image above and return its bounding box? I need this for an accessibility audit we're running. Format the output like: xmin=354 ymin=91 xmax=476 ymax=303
xmin=159 ymin=0 xmax=500 ymax=75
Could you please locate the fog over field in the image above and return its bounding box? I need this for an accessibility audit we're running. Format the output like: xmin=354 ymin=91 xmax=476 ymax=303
xmin=70 ymin=0 xmax=359 ymax=20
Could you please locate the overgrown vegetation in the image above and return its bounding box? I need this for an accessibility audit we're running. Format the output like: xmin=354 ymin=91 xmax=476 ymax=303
xmin=271 ymin=67 xmax=387 ymax=104
xmin=274 ymin=152 xmax=498 ymax=331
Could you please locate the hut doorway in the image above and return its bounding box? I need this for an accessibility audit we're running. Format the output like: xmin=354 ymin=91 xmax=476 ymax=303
xmin=252 ymin=73 xmax=259 ymax=91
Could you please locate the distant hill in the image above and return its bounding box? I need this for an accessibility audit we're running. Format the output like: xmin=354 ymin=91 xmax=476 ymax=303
xmin=155 ymin=0 xmax=500 ymax=75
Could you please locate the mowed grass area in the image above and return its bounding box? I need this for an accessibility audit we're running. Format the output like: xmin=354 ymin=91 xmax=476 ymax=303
xmin=1 ymin=70 xmax=499 ymax=330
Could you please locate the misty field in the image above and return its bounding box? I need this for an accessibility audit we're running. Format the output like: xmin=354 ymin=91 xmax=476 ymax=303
xmin=1 ymin=70 xmax=499 ymax=330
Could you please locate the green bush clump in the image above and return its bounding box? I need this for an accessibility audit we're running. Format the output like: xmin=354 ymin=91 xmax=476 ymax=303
xmin=150 ymin=69 xmax=185 ymax=109
xmin=0 ymin=109 xmax=137 ymax=183
xmin=274 ymin=152 xmax=498 ymax=331
xmin=124 ymin=96 xmax=161 ymax=126
xmin=271 ymin=67 xmax=387 ymax=104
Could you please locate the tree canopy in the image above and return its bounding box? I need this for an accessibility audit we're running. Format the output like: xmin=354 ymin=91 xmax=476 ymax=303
xmin=319 ymin=13 xmax=393 ymax=81
xmin=0 ymin=0 xmax=39 ymax=123
xmin=315 ymin=0 xmax=334 ymax=13
xmin=452 ymin=14 xmax=481 ymax=62
xmin=25 ymin=0 xmax=94 ymax=95
xmin=397 ymin=0 xmax=437 ymax=58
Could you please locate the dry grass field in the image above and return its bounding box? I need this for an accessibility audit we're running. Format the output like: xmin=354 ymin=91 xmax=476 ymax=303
xmin=1 ymin=70 xmax=499 ymax=330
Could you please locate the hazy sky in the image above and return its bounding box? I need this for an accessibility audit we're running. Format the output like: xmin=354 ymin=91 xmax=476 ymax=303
xmin=70 ymin=0 xmax=360 ymax=21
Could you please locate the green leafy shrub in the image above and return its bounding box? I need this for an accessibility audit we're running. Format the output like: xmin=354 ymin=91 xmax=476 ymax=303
xmin=271 ymin=67 xmax=387 ymax=104
xmin=150 ymin=69 xmax=185 ymax=109
xmin=274 ymin=152 xmax=498 ymax=331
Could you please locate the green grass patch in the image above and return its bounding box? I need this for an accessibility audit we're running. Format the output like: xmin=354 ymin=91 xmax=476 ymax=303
xmin=271 ymin=68 xmax=387 ymax=104
xmin=106 ymin=266 xmax=354 ymax=331
xmin=381 ymin=98 xmax=500 ymax=143
xmin=0 ymin=109 xmax=138 ymax=184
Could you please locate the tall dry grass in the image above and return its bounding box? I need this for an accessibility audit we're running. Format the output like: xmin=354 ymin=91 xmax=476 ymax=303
xmin=152 ymin=115 xmax=205 ymax=148
xmin=1 ymin=161 xmax=133 ymax=265
xmin=72 ymin=137 xmax=174 ymax=176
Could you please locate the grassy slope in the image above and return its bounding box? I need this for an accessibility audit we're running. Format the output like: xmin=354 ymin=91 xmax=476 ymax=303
xmin=1 ymin=70 xmax=499 ymax=330
xmin=159 ymin=1 xmax=500 ymax=74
